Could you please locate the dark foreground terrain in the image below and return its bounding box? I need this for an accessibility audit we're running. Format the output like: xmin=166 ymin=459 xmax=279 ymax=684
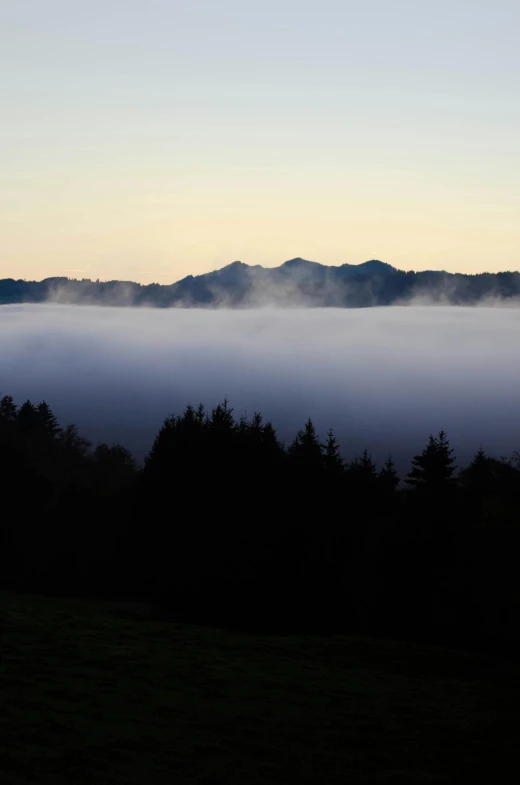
xmin=2 ymin=593 xmax=519 ymax=784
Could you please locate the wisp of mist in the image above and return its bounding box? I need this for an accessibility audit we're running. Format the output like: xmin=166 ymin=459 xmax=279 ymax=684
xmin=1 ymin=304 xmax=519 ymax=472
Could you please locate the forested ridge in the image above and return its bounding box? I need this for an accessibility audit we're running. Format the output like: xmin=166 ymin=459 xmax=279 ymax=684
xmin=2 ymin=393 xmax=520 ymax=653
xmin=2 ymin=259 xmax=520 ymax=307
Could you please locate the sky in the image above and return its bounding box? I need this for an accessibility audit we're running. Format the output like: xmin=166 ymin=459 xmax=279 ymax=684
xmin=1 ymin=304 xmax=520 ymax=469
xmin=2 ymin=0 xmax=519 ymax=283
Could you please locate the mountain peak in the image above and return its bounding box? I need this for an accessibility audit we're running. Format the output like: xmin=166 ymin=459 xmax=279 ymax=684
xmin=358 ymin=259 xmax=394 ymax=271
xmin=336 ymin=260 xmax=396 ymax=277
xmin=220 ymin=260 xmax=248 ymax=270
xmin=281 ymin=257 xmax=320 ymax=268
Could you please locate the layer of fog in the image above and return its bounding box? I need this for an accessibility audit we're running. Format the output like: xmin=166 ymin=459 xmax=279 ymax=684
xmin=1 ymin=304 xmax=519 ymax=473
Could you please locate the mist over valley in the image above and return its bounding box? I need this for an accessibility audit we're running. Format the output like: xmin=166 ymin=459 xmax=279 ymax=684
xmin=1 ymin=303 xmax=519 ymax=471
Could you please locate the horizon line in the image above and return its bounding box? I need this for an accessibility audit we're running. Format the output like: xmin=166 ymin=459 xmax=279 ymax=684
xmin=2 ymin=257 xmax=520 ymax=286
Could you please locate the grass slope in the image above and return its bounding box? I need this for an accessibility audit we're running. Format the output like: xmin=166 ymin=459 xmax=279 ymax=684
xmin=1 ymin=593 xmax=519 ymax=784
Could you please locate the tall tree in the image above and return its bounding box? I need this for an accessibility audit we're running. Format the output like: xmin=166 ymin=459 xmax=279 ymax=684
xmin=0 ymin=394 xmax=17 ymax=424
xmin=348 ymin=449 xmax=377 ymax=488
xmin=0 ymin=395 xmax=17 ymax=443
xmin=323 ymin=428 xmax=344 ymax=475
xmin=208 ymin=398 xmax=235 ymax=433
xmin=289 ymin=418 xmax=323 ymax=470
xmin=378 ymin=455 xmax=399 ymax=495
xmin=406 ymin=431 xmax=456 ymax=490
xmin=460 ymin=448 xmax=519 ymax=509
xmin=37 ymin=401 xmax=61 ymax=439
xmin=17 ymin=400 xmax=40 ymax=432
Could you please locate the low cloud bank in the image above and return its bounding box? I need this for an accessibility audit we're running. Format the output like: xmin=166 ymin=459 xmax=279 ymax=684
xmin=1 ymin=304 xmax=519 ymax=471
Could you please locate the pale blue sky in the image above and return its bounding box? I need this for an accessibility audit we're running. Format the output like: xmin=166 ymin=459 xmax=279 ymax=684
xmin=2 ymin=0 xmax=519 ymax=282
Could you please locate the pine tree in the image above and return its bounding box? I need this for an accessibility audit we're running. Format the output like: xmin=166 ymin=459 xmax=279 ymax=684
xmin=406 ymin=430 xmax=456 ymax=490
xmin=378 ymin=455 xmax=399 ymax=495
xmin=347 ymin=449 xmax=377 ymax=498
xmin=237 ymin=412 xmax=265 ymax=454
xmin=37 ymin=401 xmax=61 ymax=439
xmin=145 ymin=403 xmax=208 ymax=479
xmin=0 ymin=395 xmax=17 ymax=424
xmin=144 ymin=415 xmax=176 ymax=471
xmin=178 ymin=403 xmax=205 ymax=430
xmin=349 ymin=449 xmax=376 ymax=478
xmin=17 ymin=400 xmax=40 ymax=431
xmin=323 ymin=428 xmax=344 ymax=474
xmin=176 ymin=404 xmax=207 ymax=466
xmin=207 ymin=399 xmax=236 ymax=477
xmin=289 ymin=417 xmax=323 ymax=470
xmin=460 ymin=447 xmax=518 ymax=501
xmin=208 ymin=398 xmax=235 ymax=432
xmin=262 ymin=421 xmax=283 ymax=451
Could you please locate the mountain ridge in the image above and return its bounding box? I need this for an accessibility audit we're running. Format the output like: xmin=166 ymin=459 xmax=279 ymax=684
xmin=1 ymin=258 xmax=519 ymax=308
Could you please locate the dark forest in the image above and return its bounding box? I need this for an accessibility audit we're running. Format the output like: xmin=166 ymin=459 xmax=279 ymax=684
xmin=2 ymin=393 xmax=520 ymax=654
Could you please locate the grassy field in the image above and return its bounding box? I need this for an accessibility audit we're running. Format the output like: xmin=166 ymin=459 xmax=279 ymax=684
xmin=1 ymin=593 xmax=519 ymax=784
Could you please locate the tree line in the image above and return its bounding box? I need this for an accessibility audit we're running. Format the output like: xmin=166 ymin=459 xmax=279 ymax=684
xmin=2 ymin=393 xmax=520 ymax=653
xmin=1 ymin=264 xmax=520 ymax=307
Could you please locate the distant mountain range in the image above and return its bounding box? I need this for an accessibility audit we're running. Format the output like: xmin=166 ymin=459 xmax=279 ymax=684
xmin=1 ymin=258 xmax=520 ymax=308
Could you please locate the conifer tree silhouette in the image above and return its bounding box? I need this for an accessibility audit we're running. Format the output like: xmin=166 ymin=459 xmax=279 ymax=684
xmin=406 ymin=431 xmax=456 ymax=490
xmin=323 ymin=428 xmax=344 ymax=474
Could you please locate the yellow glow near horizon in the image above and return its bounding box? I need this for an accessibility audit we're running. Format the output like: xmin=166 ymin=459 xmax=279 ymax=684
xmin=3 ymin=170 xmax=518 ymax=283
xmin=2 ymin=1 xmax=519 ymax=284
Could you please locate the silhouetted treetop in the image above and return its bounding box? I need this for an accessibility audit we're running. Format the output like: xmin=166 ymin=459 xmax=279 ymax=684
xmin=406 ymin=431 xmax=456 ymax=490
xmin=289 ymin=418 xmax=323 ymax=470
xmin=378 ymin=455 xmax=400 ymax=495
xmin=17 ymin=400 xmax=40 ymax=431
xmin=323 ymin=428 xmax=344 ymax=474
xmin=0 ymin=394 xmax=17 ymax=424
xmin=37 ymin=401 xmax=61 ymax=439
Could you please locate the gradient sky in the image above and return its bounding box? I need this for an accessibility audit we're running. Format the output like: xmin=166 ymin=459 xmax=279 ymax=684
xmin=2 ymin=0 xmax=519 ymax=283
